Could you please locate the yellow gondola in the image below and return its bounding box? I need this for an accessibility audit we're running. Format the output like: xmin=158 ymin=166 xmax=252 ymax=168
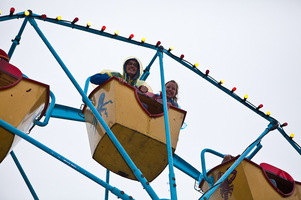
xmin=0 ymin=59 xmax=49 ymax=163
xmin=199 ymin=157 xmax=301 ymax=200
xmin=83 ymin=77 xmax=186 ymax=181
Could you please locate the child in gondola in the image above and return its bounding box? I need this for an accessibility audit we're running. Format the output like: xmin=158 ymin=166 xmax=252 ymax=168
xmin=90 ymin=57 xmax=152 ymax=93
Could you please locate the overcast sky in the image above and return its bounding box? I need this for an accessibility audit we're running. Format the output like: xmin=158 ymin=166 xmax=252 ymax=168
xmin=1 ymin=1 xmax=301 ymax=199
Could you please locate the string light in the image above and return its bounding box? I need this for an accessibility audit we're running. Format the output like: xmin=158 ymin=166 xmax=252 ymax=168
xmin=219 ymin=80 xmax=224 ymax=85
xmin=141 ymin=37 xmax=145 ymax=43
xmin=290 ymin=133 xmax=294 ymax=139
xmin=100 ymin=26 xmax=106 ymax=32
xmin=86 ymin=22 xmax=91 ymax=28
xmin=243 ymin=94 xmax=248 ymax=101
xmin=168 ymin=46 xmax=174 ymax=52
xmin=266 ymin=111 xmax=271 ymax=116
xmin=41 ymin=14 xmax=47 ymax=19
xmin=231 ymin=87 xmax=236 ymax=93
xmin=0 ymin=10 xmax=2 ymax=15
xmin=71 ymin=17 xmax=79 ymax=25
xmin=128 ymin=34 xmax=134 ymax=39
xmin=56 ymin=16 xmax=62 ymax=21
xmin=156 ymin=41 xmax=161 ymax=47
xmin=10 ymin=7 xmax=15 ymax=16
xmin=205 ymin=70 xmax=210 ymax=76
xmin=280 ymin=122 xmax=288 ymax=127
xmin=180 ymin=54 xmax=184 ymax=60
xmin=194 ymin=63 xmax=199 ymax=68
xmin=114 ymin=30 xmax=119 ymax=36
xmin=256 ymin=104 xmax=263 ymax=110
xmin=24 ymin=11 xmax=30 ymax=16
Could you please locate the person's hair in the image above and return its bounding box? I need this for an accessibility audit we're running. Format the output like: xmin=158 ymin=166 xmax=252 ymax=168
xmin=165 ymin=80 xmax=179 ymax=103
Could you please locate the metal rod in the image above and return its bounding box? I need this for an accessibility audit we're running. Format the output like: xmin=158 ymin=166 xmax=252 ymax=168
xmin=200 ymin=122 xmax=276 ymax=200
xmin=35 ymin=91 xmax=56 ymax=126
xmin=140 ymin=52 xmax=158 ymax=81
xmin=173 ymin=154 xmax=201 ymax=181
xmin=200 ymin=149 xmax=225 ymax=187
xmin=105 ymin=169 xmax=110 ymax=200
xmin=246 ymin=143 xmax=263 ymax=160
xmin=158 ymin=49 xmax=177 ymax=200
xmin=277 ymin=127 xmax=301 ymax=155
xmin=27 ymin=17 xmax=159 ymax=200
xmin=10 ymin=151 xmax=39 ymax=200
xmin=0 ymin=119 xmax=133 ymax=200
xmin=7 ymin=18 xmax=28 ymax=60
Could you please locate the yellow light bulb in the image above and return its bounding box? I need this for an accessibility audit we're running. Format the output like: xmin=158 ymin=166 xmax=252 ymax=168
xmin=194 ymin=63 xmax=199 ymax=67
xmin=24 ymin=11 xmax=30 ymax=16
xmin=57 ymin=16 xmax=62 ymax=20
xmin=87 ymin=22 xmax=91 ymax=27
xmin=0 ymin=10 xmax=2 ymax=15
xmin=266 ymin=111 xmax=271 ymax=116
xmin=169 ymin=46 xmax=174 ymax=50
xmin=115 ymin=30 xmax=119 ymax=35
xmin=220 ymin=80 xmax=225 ymax=84
xmin=290 ymin=133 xmax=294 ymax=138
xmin=141 ymin=37 xmax=146 ymax=42
xmin=244 ymin=95 xmax=248 ymax=99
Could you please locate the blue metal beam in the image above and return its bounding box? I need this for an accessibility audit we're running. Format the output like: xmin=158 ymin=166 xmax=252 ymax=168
xmin=199 ymin=122 xmax=277 ymax=200
xmin=173 ymin=154 xmax=201 ymax=181
xmin=7 ymin=17 xmax=28 ymax=60
xmin=50 ymin=104 xmax=85 ymax=122
xmin=158 ymin=49 xmax=177 ymax=200
xmin=27 ymin=17 xmax=159 ymax=200
xmin=140 ymin=52 xmax=158 ymax=81
xmin=277 ymin=127 xmax=301 ymax=155
xmin=0 ymin=119 xmax=133 ymax=200
xmin=10 ymin=151 xmax=39 ymax=200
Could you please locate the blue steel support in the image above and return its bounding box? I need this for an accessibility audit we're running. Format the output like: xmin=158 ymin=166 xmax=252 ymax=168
xmin=0 ymin=120 xmax=133 ymax=200
xmin=49 ymin=104 xmax=85 ymax=122
xmin=10 ymin=151 xmax=39 ymax=200
xmin=27 ymin=17 xmax=159 ymax=200
xmin=173 ymin=154 xmax=201 ymax=181
xmin=8 ymin=17 xmax=28 ymax=60
xmin=246 ymin=143 xmax=263 ymax=160
xmin=105 ymin=169 xmax=110 ymax=200
xmin=277 ymin=127 xmax=301 ymax=155
xmin=84 ymin=77 xmax=91 ymax=95
xmin=200 ymin=122 xmax=277 ymax=200
xmin=35 ymin=91 xmax=56 ymax=126
xmin=158 ymin=49 xmax=177 ymax=200
xmin=140 ymin=53 xmax=158 ymax=81
xmin=200 ymin=149 xmax=225 ymax=187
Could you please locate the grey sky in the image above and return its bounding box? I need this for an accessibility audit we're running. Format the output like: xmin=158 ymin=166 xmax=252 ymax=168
xmin=1 ymin=1 xmax=301 ymax=199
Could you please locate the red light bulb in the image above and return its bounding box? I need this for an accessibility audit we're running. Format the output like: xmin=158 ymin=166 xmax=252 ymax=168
xmin=10 ymin=7 xmax=15 ymax=15
xmin=205 ymin=70 xmax=210 ymax=76
xmin=72 ymin=17 xmax=79 ymax=24
xmin=180 ymin=54 xmax=184 ymax=60
xmin=101 ymin=26 xmax=106 ymax=32
xmin=41 ymin=14 xmax=47 ymax=19
xmin=280 ymin=122 xmax=288 ymax=127
xmin=231 ymin=87 xmax=236 ymax=92
xmin=129 ymin=34 xmax=134 ymax=39
xmin=156 ymin=41 xmax=161 ymax=47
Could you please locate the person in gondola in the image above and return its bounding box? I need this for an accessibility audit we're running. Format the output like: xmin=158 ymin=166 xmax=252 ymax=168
xmin=90 ymin=56 xmax=152 ymax=93
xmin=155 ymin=80 xmax=179 ymax=107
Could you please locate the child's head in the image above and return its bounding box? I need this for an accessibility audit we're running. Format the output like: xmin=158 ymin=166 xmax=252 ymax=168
xmin=125 ymin=59 xmax=139 ymax=78
xmin=165 ymin=80 xmax=178 ymax=101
